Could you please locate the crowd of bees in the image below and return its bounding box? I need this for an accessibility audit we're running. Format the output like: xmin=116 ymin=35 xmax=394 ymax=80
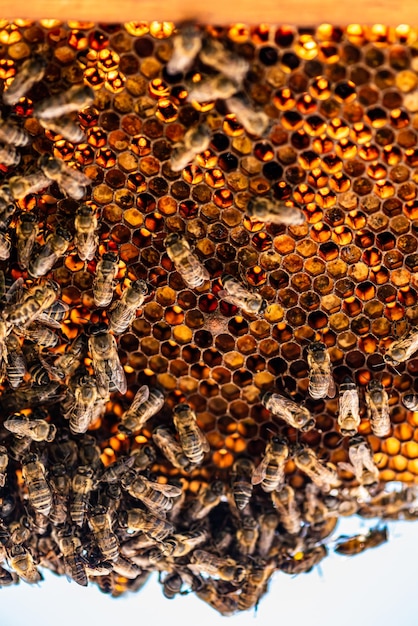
xmin=0 ymin=18 xmax=416 ymax=614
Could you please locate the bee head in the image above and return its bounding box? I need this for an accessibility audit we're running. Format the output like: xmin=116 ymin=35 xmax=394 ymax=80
xmin=132 ymin=279 xmax=148 ymax=295
xmin=300 ymin=417 xmax=316 ymax=432
xmin=165 ymin=232 xmax=181 ymax=247
xmin=55 ymin=226 xmax=72 ymax=241
xmin=367 ymin=379 xmax=381 ymax=391
xmin=87 ymin=322 xmax=108 ymax=336
xmin=261 ymin=391 xmax=273 ymax=407
xmin=102 ymin=251 xmax=118 ymax=263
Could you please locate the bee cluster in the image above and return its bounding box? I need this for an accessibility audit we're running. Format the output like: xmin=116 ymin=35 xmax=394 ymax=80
xmin=0 ymin=18 xmax=416 ymax=613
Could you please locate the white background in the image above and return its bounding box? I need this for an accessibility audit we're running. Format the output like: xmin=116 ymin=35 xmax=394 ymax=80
xmin=1 ymin=517 xmax=417 ymax=626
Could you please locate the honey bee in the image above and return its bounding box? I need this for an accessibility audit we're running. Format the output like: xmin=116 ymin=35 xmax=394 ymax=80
xmin=16 ymin=323 xmax=59 ymax=348
xmin=186 ymin=480 xmax=225 ymax=521
xmin=88 ymin=324 xmax=127 ymax=396
xmin=119 ymin=508 xmax=174 ymax=542
xmin=119 ymin=385 xmax=164 ymax=434
xmin=231 ymin=457 xmax=254 ymax=510
xmin=162 ymin=526 xmax=209 ymax=558
xmin=187 ymin=74 xmax=239 ymax=103
xmin=130 ymin=443 xmax=157 ymax=471
xmin=161 ymin=572 xmax=184 ymax=599
xmin=89 ymin=506 xmax=119 ymax=562
xmin=271 ymin=485 xmax=301 ymax=535
xmin=0 ymin=232 xmax=11 ymax=260
xmin=307 ymin=341 xmax=336 ymax=399
xmin=238 ymin=559 xmax=276 ymax=612
xmin=0 ymin=382 xmax=64 ymax=413
xmin=199 ymin=39 xmax=249 ymax=83
xmin=39 ymin=116 xmax=85 ymax=143
xmin=401 ymin=392 xmax=418 ymax=411
xmin=365 ymin=380 xmax=391 ymax=437
xmin=246 ymin=196 xmax=306 ymax=226
xmin=9 ymin=172 xmax=50 ymax=199
xmin=0 ymin=196 xmax=16 ymax=231
xmin=108 ymin=279 xmax=148 ymax=334
xmin=334 ymin=526 xmax=388 ymax=556
xmin=189 ymin=550 xmax=246 ymax=584
xmin=34 ymin=84 xmax=95 ymax=120
xmin=196 ymin=580 xmax=238 ymax=616
xmin=7 ymin=435 xmax=32 ymax=462
xmin=152 ymin=426 xmax=192 ymax=471
xmin=28 ymin=226 xmax=72 ymax=278
xmin=0 ymin=446 xmax=8 ymax=487
xmin=279 ymin=545 xmax=327 ymax=575
xmin=304 ymin=483 xmax=335 ymax=527
xmin=252 ymin=436 xmax=289 ymax=493
xmin=384 ymin=327 xmax=418 ymax=367
xmin=97 ymin=459 xmax=132 ymax=489
xmin=235 ymin=515 xmax=259 ymax=556
xmin=74 ymin=205 xmax=99 ymax=261
xmin=56 ymin=527 xmax=88 ymax=586
xmin=37 ymin=299 xmax=69 ymax=329
xmin=95 ymin=573 xmax=116 ymax=595
xmin=257 ymin=512 xmax=279 ymax=558
xmin=63 ymin=373 xmax=103 ymax=435
xmin=7 ymin=544 xmax=42 ymax=583
xmin=219 ymin=274 xmax=267 ymax=316
xmin=93 ymin=252 xmax=119 ymax=308
xmin=15 ymin=212 xmax=38 ymax=270
xmin=170 ymin=125 xmax=211 ymax=172
xmin=0 ymin=144 xmax=20 ymax=167
xmin=338 ymin=377 xmax=361 ymax=436
xmin=21 ymin=453 xmax=53 ymax=516
xmin=166 ymin=24 xmax=202 ymax=75
xmin=0 ymin=121 xmax=29 ymax=147
xmin=121 ymin=474 xmax=182 ymax=515
xmin=4 ymin=413 xmax=56 ymax=442
xmin=0 ymin=565 xmax=18 ymax=587
xmin=339 ymin=435 xmax=380 ymax=488
xmin=37 ymin=536 xmax=64 ymax=576
xmin=165 ymin=233 xmax=210 ymax=289
xmin=262 ymin=392 xmax=315 ymax=431
xmin=39 ymin=155 xmax=91 ymax=200
xmin=112 ymin=555 xmax=141 ymax=579
xmin=6 ymin=334 xmax=26 ymax=389
xmin=293 ymin=445 xmax=341 ymax=493
xmin=172 ymin=403 xmax=210 ymax=465
xmin=48 ymin=428 xmax=78 ymax=469
xmin=0 ymin=319 xmax=10 ymax=381
xmin=48 ymin=463 xmax=70 ymax=526
xmin=53 ymin=334 xmax=85 ymax=379
xmin=225 ymin=96 xmax=269 ymax=137
xmin=3 ymin=55 xmax=47 ymax=105
xmin=78 ymin=435 xmax=103 ymax=470
xmin=70 ymin=465 xmax=95 ymax=527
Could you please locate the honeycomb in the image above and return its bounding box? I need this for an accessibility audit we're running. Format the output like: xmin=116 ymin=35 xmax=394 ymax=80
xmin=0 ymin=18 xmax=416 ymax=613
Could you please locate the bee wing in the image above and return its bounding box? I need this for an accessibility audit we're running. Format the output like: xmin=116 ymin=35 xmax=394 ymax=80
xmin=217 ymin=290 xmax=244 ymax=309
xmin=198 ymin=428 xmax=210 ymax=454
xmin=251 ymin=456 xmax=269 ymax=485
xmin=147 ymin=481 xmax=182 ymax=497
xmin=339 ymin=390 xmax=357 ymax=416
xmin=4 ymin=277 xmax=24 ymax=303
xmin=337 ymin=461 xmax=355 ymax=475
xmin=129 ymin=385 xmax=150 ymax=412
xmin=17 ymin=230 xmax=37 ymax=269
xmin=327 ymin=375 xmax=336 ymax=398
xmin=109 ymin=357 xmax=127 ymax=395
xmin=37 ymin=301 xmax=69 ymax=328
xmin=92 ymin=361 xmax=110 ymax=398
